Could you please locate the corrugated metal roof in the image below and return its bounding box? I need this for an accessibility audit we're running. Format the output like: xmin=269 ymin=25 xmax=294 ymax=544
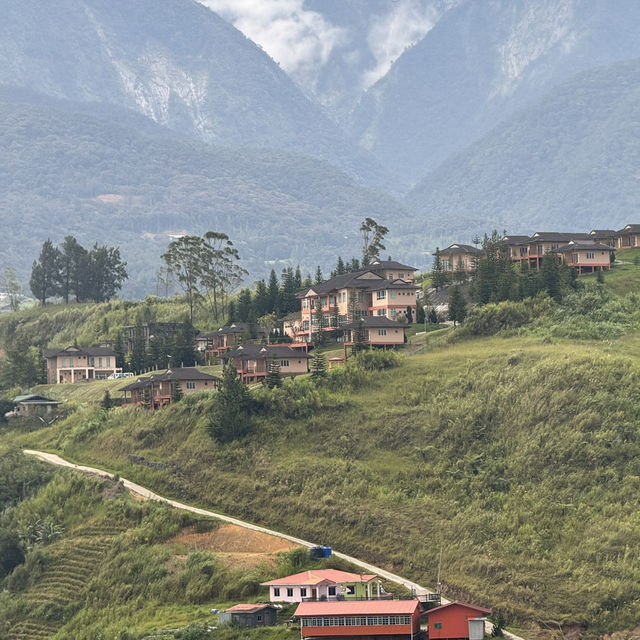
xmin=295 ymin=599 xmax=420 ymax=616
xmin=425 ymin=601 xmax=492 ymax=616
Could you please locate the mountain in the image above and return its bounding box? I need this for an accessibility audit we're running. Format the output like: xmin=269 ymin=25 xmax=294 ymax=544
xmin=0 ymin=0 xmax=392 ymax=189
xmin=350 ymin=0 xmax=640 ymax=184
xmin=0 ymin=93 xmax=415 ymax=298
xmin=405 ymin=58 xmax=640 ymax=240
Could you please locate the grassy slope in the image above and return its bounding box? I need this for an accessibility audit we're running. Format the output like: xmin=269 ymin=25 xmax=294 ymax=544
xmin=12 ymin=329 xmax=640 ymax=637
xmin=0 ymin=456 xmax=372 ymax=640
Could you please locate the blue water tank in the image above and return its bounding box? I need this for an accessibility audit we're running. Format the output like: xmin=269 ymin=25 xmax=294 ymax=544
xmin=321 ymin=546 xmax=332 ymax=557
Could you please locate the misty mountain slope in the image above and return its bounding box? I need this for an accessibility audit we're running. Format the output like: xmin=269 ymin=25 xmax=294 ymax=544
xmin=405 ymin=58 xmax=640 ymax=239
xmin=0 ymin=0 xmax=394 ymax=188
xmin=0 ymin=94 xmax=415 ymax=297
xmin=350 ymin=0 xmax=640 ymax=184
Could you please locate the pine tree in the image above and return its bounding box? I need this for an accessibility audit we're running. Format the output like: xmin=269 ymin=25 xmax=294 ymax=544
xmin=314 ymin=266 xmax=323 ymax=285
xmin=428 ymin=308 xmax=438 ymax=324
xmin=253 ymin=280 xmax=270 ymax=317
xmin=211 ymin=362 xmax=252 ymax=443
xmin=336 ymin=256 xmax=346 ymax=275
xmin=30 ymin=239 xmax=62 ymax=305
xmin=405 ymin=306 xmax=413 ymax=324
xmin=431 ymin=248 xmax=449 ymax=292
xmin=540 ymin=253 xmax=561 ymax=301
xmin=268 ymin=269 xmax=280 ymax=314
xmin=448 ymin=286 xmax=467 ymax=327
xmin=129 ymin=326 xmax=147 ymax=373
xmin=265 ymin=360 xmax=282 ymax=389
xmin=416 ymin=303 xmax=425 ymax=324
xmin=310 ymin=351 xmax=328 ymax=382
xmin=113 ymin=333 xmax=126 ymax=370
xmin=101 ymin=390 xmax=113 ymax=411
xmin=454 ymin=257 xmax=467 ymax=284
xmin=226 ymin=299 xmax=238 ymax=323
xmin=351 ymin=319 xmax=367 ymax=356
xmin=171 ymin=380 xmax=183 ymax=403
xmin=236 ymin=289 xmax=252 ymax=322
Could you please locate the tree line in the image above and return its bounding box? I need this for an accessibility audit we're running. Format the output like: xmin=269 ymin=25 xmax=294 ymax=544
xmin=30 ymin=237 xmax=128 ymax=305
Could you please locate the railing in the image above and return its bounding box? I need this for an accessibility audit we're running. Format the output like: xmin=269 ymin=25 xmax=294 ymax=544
xmin=301 ymin=594 xmax=393 ymax=602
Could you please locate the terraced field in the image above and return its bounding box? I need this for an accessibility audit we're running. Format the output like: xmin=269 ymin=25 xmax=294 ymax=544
xmin=7 ymin=519 xmax=129 ymax=640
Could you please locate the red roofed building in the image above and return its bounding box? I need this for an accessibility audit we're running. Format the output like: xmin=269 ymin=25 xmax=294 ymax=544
xmin=425 ymin=601 xmax=492 ymax=640
xmin=295 ymin=599 xmax=421 ymax=639
xmin=261 ymin=569 xmax=381 ymax=603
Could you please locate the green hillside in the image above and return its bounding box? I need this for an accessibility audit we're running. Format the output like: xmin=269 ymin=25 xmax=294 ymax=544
xmin=0 ymin=450 xmax=382 ymax=639
xmin=407 ymin=58 xmax=640 ymax=240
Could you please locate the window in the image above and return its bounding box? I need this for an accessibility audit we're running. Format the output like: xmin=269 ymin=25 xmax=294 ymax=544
xmin=398 ymin=272 xmax=404 ymax=279
xmin=300 ymin=588 xmax=307 ymax=597
xmin=281 ymin=360 xmax=290 ymax=367
xmin=586 ymin=252 xmax=595 ymax=259
xmin=376 ymin=290 xmax=386 ymax=299
xmin=434 ymin=622 xmax=443 ymax=629
xmin=357 ymin=290 xmax=364 ymax=303
xmin=274 ymin=588 xmax=280 ymax=596
xmin=376 ymin=309 xmax=386 ymax=316
xmin=328 ymin=586 xmax=336 ymax=596
xmin=257 ymin=615 xmax=262 ymax=621
xmin=378 ymin=329 xmax=387 ymax=336
xmin=287 ymin=588 xmax=294 ymax=597
xmin=98 ymin=357 xmax=103 ymax=368
xmin=106 ymin=357 xmax=111 ymax=367
xmin=186 ymin=381 xmax=196 ymax=390
xmin=390 ymin=290 xmax=396 ymax=298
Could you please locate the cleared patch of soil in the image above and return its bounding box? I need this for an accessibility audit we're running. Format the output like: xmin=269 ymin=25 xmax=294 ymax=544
xmin=167 ymin=524 xmax=300 ymax=569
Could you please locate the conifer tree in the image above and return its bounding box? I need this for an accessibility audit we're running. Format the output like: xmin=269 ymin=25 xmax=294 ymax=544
xmin=30 ymin=239 xmax=62 ymax=305
xmin=448 ymin=285 xmax=467 ymax=326
xmin=101 ymin=391 xmax=113 ymax=411
xmin=310 ymin=351 xmax=328 ymax=382
xmin=314 ymin=266 xmax=323 ymax=284
xmin=431 ymin=248 xmax=448 ymax=292
xmin=171 ymin=380 xmax=183 ymax=403
xmin=211 ymin=362 xmax=252 ymax=442
xmin=265 ymin=359 xmax=282 ymax=388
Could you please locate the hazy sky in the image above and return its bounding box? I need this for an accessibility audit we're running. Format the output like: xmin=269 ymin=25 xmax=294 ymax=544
xmin=199 ymin=0 xmax=440 ymax=92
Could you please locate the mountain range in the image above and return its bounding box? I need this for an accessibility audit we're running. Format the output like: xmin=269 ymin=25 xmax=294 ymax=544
xmin=1 ymin=0 xmax=639 ymax=295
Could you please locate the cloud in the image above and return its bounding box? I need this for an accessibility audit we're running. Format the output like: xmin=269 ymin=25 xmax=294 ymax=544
xmin=198 ymin=0 xmax=346 ymax=85
xmin=363 ymin=0 xmax=440 ymax=89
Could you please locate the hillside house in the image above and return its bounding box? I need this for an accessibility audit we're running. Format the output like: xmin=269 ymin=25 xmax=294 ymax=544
xmin=588 ymin=229 xmax=617 ymax=247
xmin=425 ymin=601 xmax=492 ymax=640
xmin=218 ymin=604 xmax=277 ymax=628
xmin=555 ymin=241 xmax=613 ymax=274
xmin=522 ymin=232 xmax=590 ymax=270
xmin=295 ymin=599 xmax=421 ymax=639
xmin=43 ymin=346 xmax=121 ymax=384
xmin=11 ymin=394 xmax=61 ymax=416
xmin=503 ymin=235 xmax=531 ymax=261
xmin=121 ymin=367 xmax=218 ymax=409
xmin=439 ymin=244 xmax=481 ymax=272
xmin=341 ymin=316 xmax=407 ymax=356
xmin=197 ymin=322 xmax=267 ymax=360
xmin=296 ymin=264 xmax=419 ymax=343
xmin=262 ymin=569 xmax=382 ymax=604
xmin=220 ymin=344 xmax=310 ymax=383
xmin=615 ymin=224 xmax=640 ymax=249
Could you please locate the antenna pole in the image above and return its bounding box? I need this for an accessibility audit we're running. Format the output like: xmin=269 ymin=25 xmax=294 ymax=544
xmin=436 ymin=547 xmax=443 ymax=594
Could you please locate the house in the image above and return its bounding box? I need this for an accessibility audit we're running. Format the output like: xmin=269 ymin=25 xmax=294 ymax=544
xmin=11 ymin=394 xmax=61 ymax=416
xmin=439 ymin=245 xmax=481 ymax=272
xmin=503 ymin=235 xmax=531 ymax=261
xmin=295 ymin=599 xmax=421 ymax=639
xmin=524 ymin=232 xmax=590 ymax=270
xmin=218 ymin=603 xmax=277 ymax=628
xmin=296 ymin=266 xmax=419 ymax=343
xmin=588 ymin=229 xmax=617 ymax=247
xmin=341 ymin=316 xmax=407 ymax=357
xmin=615 ymin=224 xmax=640 ymax=250
xmin=555 ymin=241 xmax=613 ymax=274
xmin=122 ymin=322 xmax=185 ymax=353
xmin=197 ymin=322 xmax=267 ymax=360
xmin=261 ymin=569 xmax=382 ymax=604
xmin=424 ymin=601 xmax=492 ymax=640
xmin=221 ymin=344 xmax=311 ymax=383
xmin=121 ymin=367 xmax=219 ymax=409
xmin=43 ymin=346 xmax=121 ymax=384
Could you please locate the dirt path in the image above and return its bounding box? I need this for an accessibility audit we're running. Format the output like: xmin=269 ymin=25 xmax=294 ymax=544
xmin=23 ymin=449 xmax=525 ymax=640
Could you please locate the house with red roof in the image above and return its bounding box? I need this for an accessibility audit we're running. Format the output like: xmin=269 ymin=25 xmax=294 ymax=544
xmin=261 ymin=569 xmax=382 ymax=604
xmin=295 ymin=598 xmax=421 ymax=639
xmin=424 ymin=601 xmax=492 ymax=640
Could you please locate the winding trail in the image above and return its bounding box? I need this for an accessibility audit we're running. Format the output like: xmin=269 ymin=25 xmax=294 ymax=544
xmin=24 ymin=449 xmax=525 ymax=640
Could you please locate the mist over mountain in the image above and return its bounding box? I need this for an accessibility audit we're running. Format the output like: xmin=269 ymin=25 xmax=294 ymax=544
xmin=350 ymin=0 xmax=640 ymax=183
xmin=406 ymin=58 xmax=640 ymax=240
xmin=0 ymin=0 xmax=391 ymax=188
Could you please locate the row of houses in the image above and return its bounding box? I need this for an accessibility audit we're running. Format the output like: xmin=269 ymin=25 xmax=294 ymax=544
xmin=219 ymin=568 xmax=491 ymax=640
xmin=440 ymin=225 xmax=640 ymax=276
